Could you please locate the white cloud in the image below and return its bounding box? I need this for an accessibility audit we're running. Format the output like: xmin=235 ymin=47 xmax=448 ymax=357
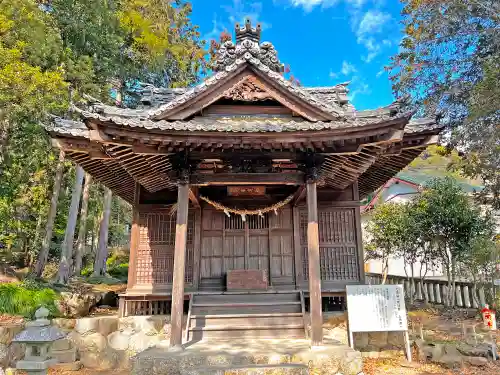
xmin=287 ymin=0 xmax=339 ymax=12
xmin=355 ymin=10 xmax=392 ymax=62
xmin=357 ymin=10 xmax=391 ymax=38
xmin=329 ymin=60 xmax=357 ymax=81
xmin=341 ymin=60 xmax=357 ymax=75
xmin=348 ymin=76 xmax=372 ymax=102
xmin=346 ymin=0 xmax=366 ymax=8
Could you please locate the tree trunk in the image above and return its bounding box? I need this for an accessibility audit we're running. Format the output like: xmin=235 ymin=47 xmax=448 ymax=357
xmin=73 ymin=174 xmax=92 ymax=275
xmin=33 ymin=150 xmax=66 ymax=278
xmin=93 ymin=188 xmax=112 ymax=277
xmin=56 ymin=165 xmax=85 ymax=283
xmin=451 ymin=258 xmax=457 ymax=307
xmin=381 ymin=256 xmax=389 ymax=284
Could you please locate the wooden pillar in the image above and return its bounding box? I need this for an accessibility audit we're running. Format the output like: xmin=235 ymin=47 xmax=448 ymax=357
xmin=352 ymin=182 xmax=366 ymax=283
xmin=126 ymin=182 xmax=141 ymax=291
xmin=170 ymin=183 xmax=190 ymax=348
xmin=306 ymin=180 xmax=322 ymax=346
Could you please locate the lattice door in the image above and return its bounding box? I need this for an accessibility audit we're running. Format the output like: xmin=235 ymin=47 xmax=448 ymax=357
xmin=299 ymin=208 xmax=360 ymax=282
xmin=136 ymin=210 xmax=194 ymax=285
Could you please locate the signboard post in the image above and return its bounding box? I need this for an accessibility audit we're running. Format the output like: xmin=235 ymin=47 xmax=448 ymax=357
xmin=346 ymin=284 xmax=411 ymax=361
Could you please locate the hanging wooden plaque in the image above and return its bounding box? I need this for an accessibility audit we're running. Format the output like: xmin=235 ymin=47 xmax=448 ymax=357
xmin=227 ymin=186 xmax=266 ymax=196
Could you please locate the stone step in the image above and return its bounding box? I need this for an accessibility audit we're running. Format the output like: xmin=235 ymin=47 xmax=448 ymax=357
xmin=190 ymin=313 xmax=304 ymax=328
xmin=181 ymin=363 xmax=308 ymax=375
xmin=189 ymin=324 xmax=305 ymax=340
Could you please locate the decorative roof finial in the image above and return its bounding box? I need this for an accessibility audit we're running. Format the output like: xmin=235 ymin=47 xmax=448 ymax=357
xmin=214 ymin=20 xmax=283 ymax=73
xmin=235 ymin=18 xmax=261 ymax=43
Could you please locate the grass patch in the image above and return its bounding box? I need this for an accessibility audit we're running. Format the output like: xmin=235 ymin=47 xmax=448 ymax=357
xmin=0 ymin=281 xmax=60 ymax=318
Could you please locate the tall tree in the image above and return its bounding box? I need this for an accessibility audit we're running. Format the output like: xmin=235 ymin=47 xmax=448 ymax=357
xmin=93 ymin=188 xmax=112 ymax=277
xmin=389 ymin=0 xmax=500 ymax=207
xmin=56 ymin=165 xmax=84 ymax=283
xmin=73 ymin=173 xmax=92 ymax=275
xmin=33 ymin=150 xmax=65 ymax=277
xmin=413 ymin=177 xmax=495 ymax=306
xmin=364 ymin=203 xmax=408 ymax=284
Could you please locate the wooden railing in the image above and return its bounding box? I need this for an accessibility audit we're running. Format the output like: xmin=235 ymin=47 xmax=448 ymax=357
xmin=365 ymin=273 xmax=489 ymax=308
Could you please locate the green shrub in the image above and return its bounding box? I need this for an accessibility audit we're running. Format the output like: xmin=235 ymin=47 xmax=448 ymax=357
xmin=0 ymin=282 xmax=60 ymax=318
xmin=80 ymin=265 xmax=92 ymax=277
xmin=108 ymin=262 xmax=128 ymax=280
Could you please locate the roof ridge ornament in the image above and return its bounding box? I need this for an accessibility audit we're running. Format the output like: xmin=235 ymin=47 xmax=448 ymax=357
xmin=235 ymin=18 xmax=261 ymax=43
xmin=215 ymin=19 xmax=284 ymax=74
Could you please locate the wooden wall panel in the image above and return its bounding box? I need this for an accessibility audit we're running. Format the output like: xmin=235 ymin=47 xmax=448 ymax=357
xmin=269 ymin=207 xmax=294 ymax=287
xmin=299 ymin=207 xmax=360 ymax=283
xmin=135 ymin=209 xmax=194 ymax=286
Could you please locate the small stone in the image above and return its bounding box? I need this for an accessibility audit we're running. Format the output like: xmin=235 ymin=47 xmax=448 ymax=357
xmin=464 ymin=356 xmax=488 ymax=366
xmin=457 ymin=343 xmax=490 ymax=358
xmin=52 ymin=318 xmax=76 ymax=330
xmin=368 ymin=332 xmax=388 ymax=348
xmin=108 ymin=330 xmax=131 ymax=351
xmin=97 ymin=317 xmax=118 ymax=336
xmin=75 ymin=317 xmax=99 ymax=335
xmin=128 ymin=331 xmax=160 ymax=353
xmin=79 ymin=332 xmax=107 ymax=352
xmin=0 ymin=325 xmax=24 ymax=345
xmin=80 ymin=350 xmax=118 ymax=370
xmin=430 ymin=343 xmax=445 ymax=361
xmin=353 ymin=332 xmax=368 ymax=349
xmin=387 ymin=332 xmax=405 ymax=348
xmin=56 ymin=292 xmax=97 ymax=318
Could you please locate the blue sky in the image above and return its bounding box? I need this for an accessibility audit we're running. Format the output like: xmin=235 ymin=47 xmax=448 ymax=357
xmin=190 ymin=0 xmax=404 ymax=110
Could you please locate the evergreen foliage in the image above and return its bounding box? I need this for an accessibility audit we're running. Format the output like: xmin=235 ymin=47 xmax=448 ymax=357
xmin=0 ymin=0 xmax=206 ymax=277
xmin=389 ymin=0 xmax=500 ymax=208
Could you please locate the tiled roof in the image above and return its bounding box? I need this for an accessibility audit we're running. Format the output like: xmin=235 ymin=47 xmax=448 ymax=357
xmin=47 ymin=114 xmax=439 ymax=138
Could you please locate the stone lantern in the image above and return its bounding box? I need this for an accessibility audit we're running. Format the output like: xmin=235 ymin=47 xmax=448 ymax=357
xmin=12 ymin=307 xmax=66 ymax=375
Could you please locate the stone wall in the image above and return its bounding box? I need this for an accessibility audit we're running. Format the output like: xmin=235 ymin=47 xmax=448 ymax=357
xmin=0 ymin=315 xmax=174 ymax=372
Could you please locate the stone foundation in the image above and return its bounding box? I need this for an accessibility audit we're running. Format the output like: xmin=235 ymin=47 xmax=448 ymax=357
xmin=0 ymin=315 xmax=172 ymax=371
xmin=132 ymin=339 xmax=363 ymax=375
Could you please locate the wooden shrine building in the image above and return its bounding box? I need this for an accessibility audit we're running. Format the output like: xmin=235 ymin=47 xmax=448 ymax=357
xmin=45 ymin=20 xmax=442 ymax=347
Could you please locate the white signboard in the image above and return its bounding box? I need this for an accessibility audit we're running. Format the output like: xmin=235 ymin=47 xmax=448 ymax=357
xmin=346 ymin=284 xmax=408 ymax=332
xmin=346 ymin=284 xmax=411 ymax=361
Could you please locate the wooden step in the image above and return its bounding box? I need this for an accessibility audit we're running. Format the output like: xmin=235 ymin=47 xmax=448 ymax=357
xmin=190 ymin=313 xmax=304 ymax=328
xmin=193 ymin=292 xmax=300 ymax=304
xmin=185 ymin=291 xmax=306 ymax=342
xmin=191 ymin=303 xmax=301 ymax=315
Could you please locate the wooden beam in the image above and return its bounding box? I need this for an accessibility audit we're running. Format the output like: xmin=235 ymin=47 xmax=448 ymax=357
xmin=89 ymin=129 xmax=113 ymax=143
xmin=404 ymin=134 xmax=439 ymax=149
xmin=89 ymin=150 xmax=112 ymax=160
xmin=170 ymin=183 xmax=189 ymax=348
xmin=189 ymin=172 xmax=305 ymax=186
xmin=291 ymin=185 xmax=306 ymax=206
xmin=307 ymin=180 xmax=323 ymax=346
xmin=188 ymin=187 xmax=200 ymax=208
xmin=132 ymin=143 xmax=173 ymax=155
